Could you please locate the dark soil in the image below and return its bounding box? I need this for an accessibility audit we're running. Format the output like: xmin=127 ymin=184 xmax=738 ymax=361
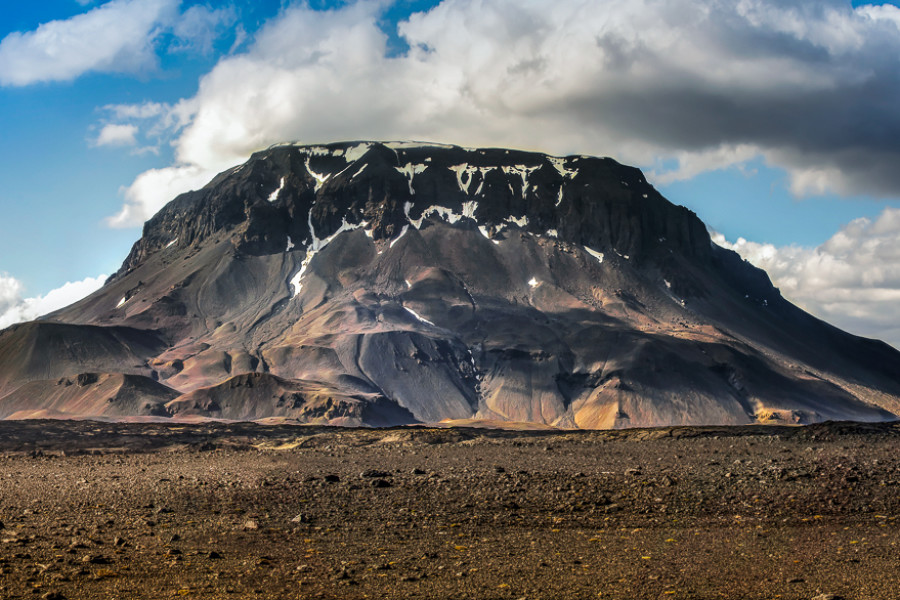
xmin=0 ymin=420 xmax=898 ymax=599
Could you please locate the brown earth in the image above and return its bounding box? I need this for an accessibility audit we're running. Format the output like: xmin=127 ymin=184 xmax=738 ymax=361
xmin=0 ymin=420 xmax=897 ymax=599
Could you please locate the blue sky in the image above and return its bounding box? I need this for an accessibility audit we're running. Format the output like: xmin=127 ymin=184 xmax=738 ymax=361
xmin=2 ymin=0 xmax=900 ymax=346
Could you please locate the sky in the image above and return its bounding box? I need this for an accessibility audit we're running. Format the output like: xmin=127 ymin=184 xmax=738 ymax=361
xmin=1 ymin=0 xmax=900 ymax=348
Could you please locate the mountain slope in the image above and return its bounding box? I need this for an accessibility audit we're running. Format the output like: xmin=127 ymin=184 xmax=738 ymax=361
xmin=3 ymin=141 xmax=899 ymax=427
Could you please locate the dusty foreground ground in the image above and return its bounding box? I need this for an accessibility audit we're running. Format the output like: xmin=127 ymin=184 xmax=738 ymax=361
xmin=0 ymin=421 xmax=898 ymax=599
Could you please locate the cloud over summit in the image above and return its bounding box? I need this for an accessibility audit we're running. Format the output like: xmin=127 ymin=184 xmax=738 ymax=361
xmin=102 ymin=0 xmax=900 ymax=227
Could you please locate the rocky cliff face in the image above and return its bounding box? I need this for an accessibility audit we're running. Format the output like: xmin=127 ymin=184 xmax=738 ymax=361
xmin=113 ymin=142 xmax=712 ymax=278
xmin=3 ymin=142 xmax=899 ymax=427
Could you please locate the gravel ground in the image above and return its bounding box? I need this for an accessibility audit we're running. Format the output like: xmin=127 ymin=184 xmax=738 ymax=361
xmin=0 ymin=420 xmax=898 ymax=599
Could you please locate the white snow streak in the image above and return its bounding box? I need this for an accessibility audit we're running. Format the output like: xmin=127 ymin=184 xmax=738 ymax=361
xmin=395 ymin=163 xmax=428 ymax=195
xmin=290 ymin=215 xmax=368 ymax=296
xmin=585 ymin=246 xmax=605 ymax=264
xmin=404 ymin=305 xmax=435 ymax=327
xmin=305 ymin=157 xmax=331 ymax=192
xmin=391 ymin=224 xmax=409 ymax=248
xmin=268 ymin=177 xmax=285 ymax=202
xmin=501 ymin=165 xmax=540 ymax=199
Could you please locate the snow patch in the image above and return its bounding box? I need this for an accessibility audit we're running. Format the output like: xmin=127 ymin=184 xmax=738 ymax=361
xmin=268 ymin=177 xmax=285 ymax=203
xmin=528 ymin=277 xmax=540 ymax=288
xmin=286 ymin=236 xmax=295 ymax=252
xmin=584 ymin=246 xmax=605 ymax=264
xmin=448 ymin=164 xmax=495 ymax=195
xmin=343 ymin=142 xmax=372 ymax=163
xmin=305 ymin=157 xmax=331 ymax=192
xmin=501 ymin=165 xmax=540 ymax=199
xmin=385 ymin=141 xmax=455 ymax=150
xmin=115 ymin=297 xmax=127 ymax=309
xmin=461 ymin=201 xmax=478 ymax=219
xmin=395 ymin=163 xmax=428 ymax=195
xmin=547 ymin=156 xmax=578 ymax=179
xmin=505 ymin=215 xmax=529 ymax=228
xmin=664 ymin=279 xmax=671 ymax=289
xmin=165 ymin=238 xmax=178 ymax=249
xmin=406 ymin=204 xmax=466 ymax=229
xmin=546 ymin=229 xmax=558 ymax=238
xmin=404 ymin=306 xmax=435 ymax=327
xmin=351 ymin=164 xmax=368 ymax=179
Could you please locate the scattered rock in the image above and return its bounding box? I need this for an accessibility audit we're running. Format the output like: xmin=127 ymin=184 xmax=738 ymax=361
xmin=243 ymin=520 xmax=259 ymax=531
xmin=361 ymin=469 xmax=390 ymax=478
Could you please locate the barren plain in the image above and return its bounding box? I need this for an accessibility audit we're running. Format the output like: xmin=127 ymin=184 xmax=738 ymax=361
xmin=0 ymin=420 xmax=897 ymax=599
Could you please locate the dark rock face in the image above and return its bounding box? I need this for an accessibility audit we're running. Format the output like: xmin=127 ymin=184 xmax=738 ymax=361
xmin=111 ymin=142 xmax=711 ymax=280
xmin=3 ymin=141 xmax=900 ymax=427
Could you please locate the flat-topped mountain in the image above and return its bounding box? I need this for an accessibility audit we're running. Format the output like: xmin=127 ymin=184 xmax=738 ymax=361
xmin=2 ymin=141 xmax=898 ymax=427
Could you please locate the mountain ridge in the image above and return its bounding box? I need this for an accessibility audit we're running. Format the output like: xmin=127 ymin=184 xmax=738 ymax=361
xmin=3 ymin=141 xmax=899 ymax=428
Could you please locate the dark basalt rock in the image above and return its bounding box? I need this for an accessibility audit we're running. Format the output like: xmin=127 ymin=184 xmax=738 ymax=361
xmin=111 ymin=142 xmax=710 ymax=281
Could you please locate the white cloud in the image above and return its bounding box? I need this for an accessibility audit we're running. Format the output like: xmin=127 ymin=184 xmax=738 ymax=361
xmin=94 ymin=123 xmax=138 ymax=147
xmin=104 ymin=0 xmax=900 ymax=226
xmin=0 ymin=0 xmax=236 ymax=87
xmin=712 ymin=207 xmax=900 ymax=349
xmin=0 ymin=274 xmax=107 ymax=330
xmin=107 ymin=164 xmax=217 ymax=228
xmin=170 ymin=5 xmax=237 ymax=55
xmin=0 ymin=0 xmax=179 ymax=86
xmin=103 ymin=101 xmax=169 ymax=121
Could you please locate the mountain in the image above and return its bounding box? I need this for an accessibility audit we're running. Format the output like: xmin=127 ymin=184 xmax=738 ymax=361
xmin=1 ymin=141 xmax=899 ymax=427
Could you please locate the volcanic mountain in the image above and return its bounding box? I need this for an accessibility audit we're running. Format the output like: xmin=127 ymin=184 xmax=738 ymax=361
xmin=1 ymin=141 xmax=899 ymax=427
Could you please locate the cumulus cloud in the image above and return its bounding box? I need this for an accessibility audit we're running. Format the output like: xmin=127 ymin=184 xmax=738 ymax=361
xmin=712 ymin=207 xmax=900 ymax=349
xmin=107 ymin=164 xmax=218 ymax=228
xmin=0 ymin=274 xmax=106 ymax=330
xmin=103 ymin=0 xmax=900 ymax=225
xmin=0 ymin=0 xmax=179 ymax=86
xmin=0 ymin=0 xmax=235 ymax=87
xmin=93 ymin=123 xmax=139 ymax=147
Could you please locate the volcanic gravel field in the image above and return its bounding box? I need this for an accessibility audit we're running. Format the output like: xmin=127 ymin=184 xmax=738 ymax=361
xmin=0 ymin=420 xmax=898 ymax=599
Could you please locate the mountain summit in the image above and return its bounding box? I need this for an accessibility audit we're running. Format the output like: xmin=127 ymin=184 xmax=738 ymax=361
xmin=2 ymin=141 xmax=899 ymax=426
